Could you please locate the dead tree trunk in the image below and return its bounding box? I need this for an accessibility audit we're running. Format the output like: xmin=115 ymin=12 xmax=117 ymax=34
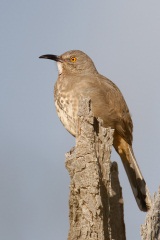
xmin=65 ymin=98 xmax=126 ymax=240
xmin=141 ymin=189 xmax=160 ymax=239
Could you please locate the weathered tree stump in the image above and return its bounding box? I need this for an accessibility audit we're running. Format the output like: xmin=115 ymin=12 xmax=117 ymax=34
xmin=65 ymin=98 xmax=126 ymax=240
xmin=141 ymin=188 xmax=160 ymax=240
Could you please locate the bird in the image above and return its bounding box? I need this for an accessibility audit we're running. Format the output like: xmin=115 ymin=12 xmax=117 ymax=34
xmin=39 ymin=50 xmax=151 ymax=211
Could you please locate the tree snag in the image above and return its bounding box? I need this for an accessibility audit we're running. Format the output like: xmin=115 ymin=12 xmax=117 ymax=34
xmin=141 ymin=188 xmax=160 ymax=240
xmin=65 ymin=98 xmax=126 ymax=240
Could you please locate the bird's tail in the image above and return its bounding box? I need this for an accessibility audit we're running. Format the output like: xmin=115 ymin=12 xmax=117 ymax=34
xmin=114 ymin=136 xmax=152 ymax=212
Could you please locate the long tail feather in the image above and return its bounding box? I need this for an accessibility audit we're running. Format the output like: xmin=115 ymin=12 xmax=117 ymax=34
xmin=123 ymin=145 xmax=151 ymax=211
xmin=114 ymin=136 xmax=152 ymax=211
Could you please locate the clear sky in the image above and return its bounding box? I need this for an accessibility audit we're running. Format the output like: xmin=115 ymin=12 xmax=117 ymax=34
xmin=1 ymin=1 xmax=160 ymax=239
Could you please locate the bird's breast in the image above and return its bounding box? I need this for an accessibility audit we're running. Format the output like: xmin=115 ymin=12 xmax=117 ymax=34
xmin=54 ymin=80 xmax=78 ymax=136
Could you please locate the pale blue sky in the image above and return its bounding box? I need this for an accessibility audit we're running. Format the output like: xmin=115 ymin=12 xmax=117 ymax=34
xmin=1 ymin=1 xmax=160 ymax=239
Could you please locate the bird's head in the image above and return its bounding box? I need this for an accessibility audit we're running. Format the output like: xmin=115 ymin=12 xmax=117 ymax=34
xmin=39 ymin=50 xmax=98 ymax=75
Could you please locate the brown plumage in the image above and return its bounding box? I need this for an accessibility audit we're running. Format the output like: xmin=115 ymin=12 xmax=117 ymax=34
xmin=39 ymin=50 xmax=151 ymax=211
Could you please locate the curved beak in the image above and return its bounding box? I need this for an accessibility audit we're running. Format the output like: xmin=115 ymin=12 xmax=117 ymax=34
xmin=39 ymin=54 xmax=62 ymax=62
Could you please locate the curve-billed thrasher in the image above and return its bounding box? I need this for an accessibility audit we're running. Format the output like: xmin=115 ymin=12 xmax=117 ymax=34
xmin=39 ymin=50 xmax=151 ymax=211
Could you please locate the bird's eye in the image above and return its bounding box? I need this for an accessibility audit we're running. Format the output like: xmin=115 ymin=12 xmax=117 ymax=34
xmin=70 ymin=56 xmax=77 ymax=62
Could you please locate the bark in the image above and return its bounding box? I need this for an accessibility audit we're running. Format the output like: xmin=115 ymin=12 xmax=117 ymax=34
xmin=65 ymin=98 xmax=126 ymax=240
xmin=141 ymin=188 xmax=160 ymax=240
